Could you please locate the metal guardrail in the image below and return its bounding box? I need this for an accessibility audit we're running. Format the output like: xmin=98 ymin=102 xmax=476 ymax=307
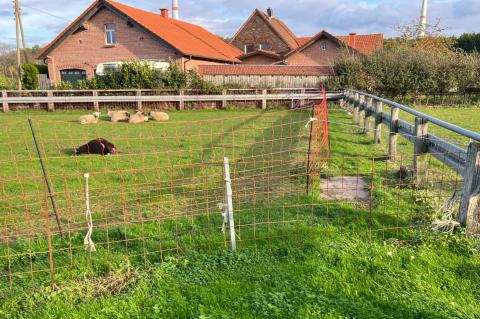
xmin=350 ymin=89 xmax=480 ymax=142
xmin=344 ymin=89 xmax=480 ymax=234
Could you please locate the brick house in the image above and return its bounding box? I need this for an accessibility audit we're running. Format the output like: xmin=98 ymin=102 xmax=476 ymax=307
xmin=36 ymin=0 xmax=242 ymax=85
xmin=230 ymin=8 xmax=383 ymax=66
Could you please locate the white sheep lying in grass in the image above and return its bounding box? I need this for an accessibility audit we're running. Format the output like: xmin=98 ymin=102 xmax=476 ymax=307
xmin=110 ymin=111 xmax=130 ymax=123
xmin=79 ymin=112 xmax=100 ymax=125
xmin=108 ymin=110 xmax=130 ymax=118
xmin=150 ymin=111 xmax=170 ymax=122
xmin=129 ymin=111 xmax=149 ymax=124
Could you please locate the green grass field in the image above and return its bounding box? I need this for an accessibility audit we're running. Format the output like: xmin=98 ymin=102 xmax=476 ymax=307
xmin=0 ymin=105 xmax=479 ymax=318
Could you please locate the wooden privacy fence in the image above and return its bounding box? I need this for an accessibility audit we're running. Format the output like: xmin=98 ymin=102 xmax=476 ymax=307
xmin=1 ymin=88 xmax=342 ymax=112
xmin=344 ymin=89 xmax=480 ymax=234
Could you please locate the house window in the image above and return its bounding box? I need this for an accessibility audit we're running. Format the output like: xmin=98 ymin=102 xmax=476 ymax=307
xmin=244 ymin=44 xmax=256 ymax=54
xmin=60 ymin=69 xmax=87 ymax=88
xmin=321 ymin=42 xmax=328 ymax=51
xmin=259 ymin=43 xmax=272 ymax=51
xmin=105 ymin=23 xmax=116 ymax=45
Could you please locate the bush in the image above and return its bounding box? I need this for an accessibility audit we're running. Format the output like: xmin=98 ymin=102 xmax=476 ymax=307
xmin=34 ymin=64 xmax=48 ymax=75
xmin=72 ymin=60 xmax=223 ymax=93
xmin=51 ymin=81 xmax=73 ymax=90
xmin=21 ymin=64 xmax=39 ymax=90
xmin=334 ymin=45 xmax=480 ymax=100
xmin=0 ymin=75 xmax=16 ymax=90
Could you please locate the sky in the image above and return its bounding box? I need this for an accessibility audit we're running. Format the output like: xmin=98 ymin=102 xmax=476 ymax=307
xmin=0 ymin=0 xmax=479 ymax=48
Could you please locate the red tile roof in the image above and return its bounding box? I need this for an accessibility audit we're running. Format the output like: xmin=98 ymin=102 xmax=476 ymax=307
xmin=337 ymin=34 xmax=383 ymax=56
xmin=37 ymin=0 xmax=242 ymax=63
xmin=296 ymin=37 xmax=312 ymax=47
xmin=295 ymin=34 xmax=383 ymax=56
xmin=198 ymin=65 xmax=334 ymax=76
xmin=258 ymin=11 xmax=299 ymax=50
xmin=238 ymin=50 xmax=282 ymax=60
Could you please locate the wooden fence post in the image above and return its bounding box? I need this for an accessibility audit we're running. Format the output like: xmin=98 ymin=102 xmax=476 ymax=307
xmin=47 ymin=91 xmax=55 ymax=112
xmin=413 ymin=117 xmax=429 ymax=188
xmin=374 ymin=101 xmax=383 ymax=144
xmin=459 ymin=142 xmax=480 ymax=234
xmin=92 ymin=90 xmax=99 ymax=112
xmin=221 ymin=89 xmax=227 ymax=109
xmin=178 ymin=89 xmax=185 ymax=111
xmin=363 ymin=97 xmax=373 ymax=135
xmin=389 ymin=107 xmax=399 ymax=160
xmin=358 ymin=95 xmax=366 ymax=130
xmin=353 ymin=93 xmax=360 ymax=123
xmin=299 ymin=88 xmax=306 ymax=107
xmin=261 ymin=89 xmax=267 ymax=110
xmin=136 ymin=90 xmax=142 ymax=111
xmin=2 ymin=90 xmax=8 ymax=112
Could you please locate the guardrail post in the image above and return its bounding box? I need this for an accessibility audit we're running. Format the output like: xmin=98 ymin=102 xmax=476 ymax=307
xmin=92 ymin=90 xmax=99 ymax=112
xmin=459 ymin=142 xmax=480 ymax=234
xmin=374 ymin=101 xmax=383 ymax=144
xmin=413 ymin=117 xmax=429 ymax=188
xmin=2 ymin=90 xmax=8 ymax=112
xmin=389 ymin=107 xmax=399 ymax=160
xmin=47 ymin=91 xmax=55 ymax=112
xmin=136 ymin=90 xmax=142 ymax=111
xmin=261 ymin=89 xmax=267 ymax=110
xmin=352 ymin=93 xmax=359 ymax=123
xmin=178 ymin=89 xmax=185 ymax=111
xmin=363 ymin=97 xmax=373 ymax=135
xmin=359 ymin=95 xmax=366 ymax=130
xmin=221 ymin=89 xmax=227 ymax=109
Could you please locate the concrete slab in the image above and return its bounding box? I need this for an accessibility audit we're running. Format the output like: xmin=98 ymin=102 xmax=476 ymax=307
xmin=319 ymin=176 xmax=370 ymax=201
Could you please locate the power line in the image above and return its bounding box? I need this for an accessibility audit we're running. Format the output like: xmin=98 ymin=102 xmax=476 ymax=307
xmin=22 ymin=4 xmax=71 ymax=22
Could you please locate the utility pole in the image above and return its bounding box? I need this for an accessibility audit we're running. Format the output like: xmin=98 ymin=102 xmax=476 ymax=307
xmin=14 ymin=0 xmax=28 ymax=90
xmin=14 ymin=0 xmax=22 ymax=90
xmin=419 ymin=0 xmax=428 ymax=38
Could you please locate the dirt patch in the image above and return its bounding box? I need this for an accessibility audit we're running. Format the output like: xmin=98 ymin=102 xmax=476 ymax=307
xmin=319 ymin=176 xmax=370 ymax=201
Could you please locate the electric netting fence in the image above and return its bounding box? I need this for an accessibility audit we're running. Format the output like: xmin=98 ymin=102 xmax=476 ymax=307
xmin=0 ymin=98 xmax=332 ymax=288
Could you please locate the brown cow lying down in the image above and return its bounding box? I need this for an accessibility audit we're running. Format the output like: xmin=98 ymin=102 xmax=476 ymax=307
xmin=74 ymin=138 xmax=117 ymax=155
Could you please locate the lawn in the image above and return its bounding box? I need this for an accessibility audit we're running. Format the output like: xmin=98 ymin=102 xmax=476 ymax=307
xmin=0 ymin=105 xmax=479 ymax=318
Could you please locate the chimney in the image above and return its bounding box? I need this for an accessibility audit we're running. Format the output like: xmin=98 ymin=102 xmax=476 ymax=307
xmin=267 ymin=8 xmax=273 ymax=18
xmin=172 ymin=0 xmax=179 ymax=20
xmin=348 ymin=33 xmax=357 ymax=48
xmin=160 ymin=8 xmax=169 ymax=18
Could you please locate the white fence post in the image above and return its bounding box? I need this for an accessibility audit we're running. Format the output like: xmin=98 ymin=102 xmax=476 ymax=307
xmin=261 ymin=89 xmax=267 ymax=110
xmin=136 ymin=90 xmax=143 ymax=111
xmin=47 ymin=91 xmax=55 ymax=112
xmin=223 ymin=157 xmax=236 ymax=252
xmin=2 ymin=91 xmax=9 ymax=112
xmin=92 ymin=90 xmax=99 ymax=112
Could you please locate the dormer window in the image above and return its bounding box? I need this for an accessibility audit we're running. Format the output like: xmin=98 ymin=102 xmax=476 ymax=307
xmin=105 ymin=23 xmax=116 ymax=45
xmin=321 ymin=42 xmax=328 ymax=51
xmin=244 ymin=44 xmax=255 ymax=54
xmin=259 ymin=43 xmax=272 ymax=51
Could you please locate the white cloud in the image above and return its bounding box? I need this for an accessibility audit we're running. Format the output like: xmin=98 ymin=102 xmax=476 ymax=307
xmin=0 ymin=0 xmax=478 ymax=46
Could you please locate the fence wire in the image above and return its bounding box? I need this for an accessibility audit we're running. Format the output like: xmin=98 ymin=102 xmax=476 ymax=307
xmin=0 ymin=98 xmax=472 ymax=290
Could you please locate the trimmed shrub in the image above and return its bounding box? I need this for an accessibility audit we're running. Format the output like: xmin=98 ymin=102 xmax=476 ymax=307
xmin=21 ymin=63 xmax=39 ymax=90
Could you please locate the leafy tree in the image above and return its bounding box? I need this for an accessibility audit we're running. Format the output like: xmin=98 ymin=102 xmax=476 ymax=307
xmin=456 ymin=33 xmax=480 ymax=53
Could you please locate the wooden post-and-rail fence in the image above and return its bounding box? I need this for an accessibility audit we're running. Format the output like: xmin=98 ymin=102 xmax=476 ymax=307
xmin=344 ymin=89 xmax=480 ymax=234
xmin=0 ymin=88 xmax=343 ymax=112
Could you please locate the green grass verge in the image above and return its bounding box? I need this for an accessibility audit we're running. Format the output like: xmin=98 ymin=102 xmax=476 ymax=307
xmin=0 ymin=106 xmax=479 ymax=318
